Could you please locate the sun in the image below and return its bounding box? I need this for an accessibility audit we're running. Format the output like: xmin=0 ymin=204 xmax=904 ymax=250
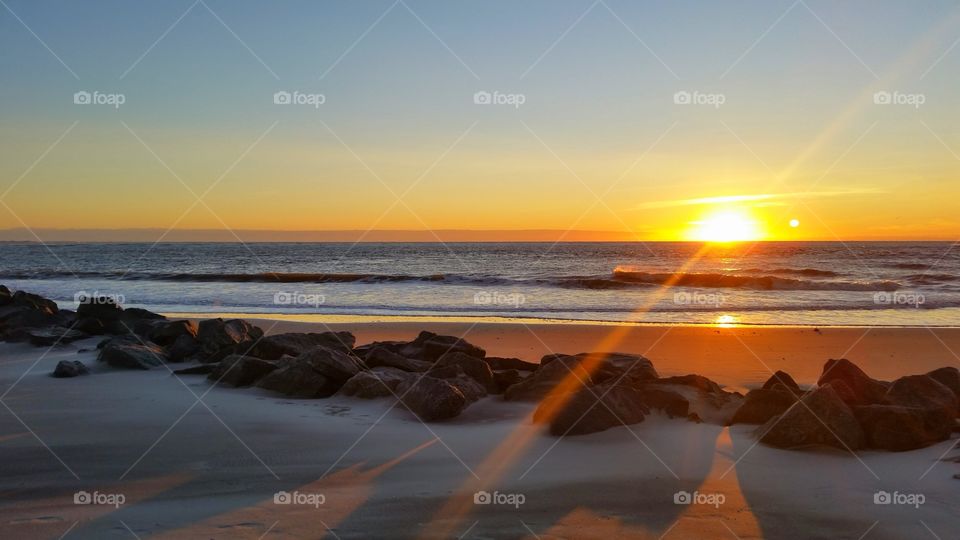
xmin=688 ymin=208 xmax=765 ymax=242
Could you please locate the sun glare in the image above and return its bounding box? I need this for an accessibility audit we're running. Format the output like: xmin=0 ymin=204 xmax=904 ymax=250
xmin=688 ymin=209 xmax=764 ymax=242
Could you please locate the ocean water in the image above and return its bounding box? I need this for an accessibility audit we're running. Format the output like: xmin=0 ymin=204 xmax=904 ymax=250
xmin=1 ymin=242 xmax=959 ymax=326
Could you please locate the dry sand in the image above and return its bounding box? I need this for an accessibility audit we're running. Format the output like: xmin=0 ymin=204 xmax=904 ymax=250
xmin=1 ymin=322 xmax=958 ymax=539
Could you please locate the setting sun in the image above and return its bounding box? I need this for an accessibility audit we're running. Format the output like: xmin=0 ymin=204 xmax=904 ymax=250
xmin=688 ymin=209 xmax=765 ymax=242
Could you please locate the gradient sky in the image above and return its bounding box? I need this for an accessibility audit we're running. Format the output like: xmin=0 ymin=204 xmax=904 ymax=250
xmin=1 ymin=0 xmax=959 ymax=241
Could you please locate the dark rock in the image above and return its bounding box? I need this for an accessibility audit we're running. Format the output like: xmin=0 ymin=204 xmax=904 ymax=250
xmin=639 ymin=387 xmax=690 ymax=417
xmin=649 ymin=374 xmax=723 ymax=395
xmin=76 ymin=295 xmax=122 ymax=322
xmin=341 ymin=367 xmax=412 ymax=398
xmin=400 ymin=331 xmax=485 ymax=362
xmin=74 ymin=317 xmax=107 ymax=335
xmin=485 ymin=357 xmax=539 ymax=372
xmin=145 ymin=320 xmax=197 ymax=346
xmin=364 ymin=346 xmax=431 ymax=372
xmin=730 ymin=386 xmax=799 ymax=425
xmin=196 ymin=318 xmax=264 ymax=361
xmin=11 ymin=290 xmax=58 ymax=314
xmin=854 ymin=404 xmax=953 ymax=451
xmin=98 ymin=338 xmax=167 ymax=370
xmin=0 ymin=285 xmax=10 ymax=305
xmin=52 ymin=360 xmax=89 ymax=378
xmin=817 ymin=359 xmax=887 ymax=407
xmin=119 ymin=308 xmax=165 ymax=321
xmin=535 ymin=383 xmax=648 ymax=436
xmin=426 ymin=364 xmax=487 ymax=403
xmin=167 ymin=334 xmax=201 ymax=363
xmin=925 ymin=367 xmax=960 ymax=402
xmin=209 ymin=355 xmax=279 ymax=387
xmin=759 ymin=384 xmax=864 ymax=450
xmin=435 ymin=352 xmax=497 ymax=392
xmin=251 ymin=331 xmax=355 ymax=359
xmin=762 ymin=371 xmax=801 ymax=394
xmin=493 ymin=369 xmax=525 ymax=394
xmin=504 ymin=355 xmax=595 ymax=401
xmin=885 ymin=375 xmax=958 ymax=417
xmin=300 ymin=346 xmax=365 ymax=384
xmin=395 ymin=375 xmax=467 ymax=421
xmin=256 ymin=362 xmax=338 ymax=398
xmin=173 ymin=364 xmax=215 ymax=376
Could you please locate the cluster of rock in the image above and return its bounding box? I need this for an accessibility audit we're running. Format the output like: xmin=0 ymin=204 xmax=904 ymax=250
xmin=729 ymin=360 xmax=960 ymax=452
xmin=3 ymin=286 xmax=959 ymax=453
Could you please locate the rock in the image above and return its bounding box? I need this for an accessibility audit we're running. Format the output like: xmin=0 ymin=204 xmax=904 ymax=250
xmin=435 ymin=352 xmax=497 ymax=392
xmin=76 ymin=295 xmax=122 ymax=322
xmin=120 ymin=308 xmax=165 ymax=321
xmin=730 ymin=386 xmax=799 ymax=425
xmin=817 ymin=359 xmax=887 ymax=407
xmin=74 ymin=317 xmax=107 ymax=335
xmin=399 ymin=331 xmax=485 ymax=362
xmin=209 ymin=355 xmax=279 ymax=387
xmin=638 ymin=387 xmax=689 ymax=417
xmin=762 ymin=371 xmax=801 ymax=394
xmin=759 ymin=384 xmax=864 ymax=450
xmin=196 ymin=318 xmax=264 ymax=361
xmin=0 ymin=285 xmax=10 ymax=305
xmin=504 ymin=355 xmax=595 ymax=401
xmin=395 ymin=375 xmax=467 ymax=421
xmin=300 ymin=346 xmax=365 ymax=384
xmin=364 ymin=346 xmax=431 ymax=372
xmin=493 ymin=369 xmax=525 ymax=394
xmin=145 ymin=320 xmax=197 ymax=346
xmin=649 ymin=374 xmax=723 ymax=395
xmin=925 ymin=367 xmax=960 ymax=403
xmin=587 ymin=352 xmax=660 ymax=386
xmin=535 ymin=383 xmax=648 ymax=436
xmin=173 ymin=364 xmax=215 ymax=376
xmin=167 ymin=334 xmax=200 ymax=363
xmin=251 ymin=331 xmax=355 ymax=359
xmin=256 ymin=362 xmax=338 ymax=398
xmin=341 ymin=367 xmax=412 ymax=398
xmin=98 ymin=338 xmax=167 ymax=370
xmin=854 ymin=404 xmax=953 ymax=451
xmin=485 ymin=357 xmax=539 ymax=372
xmin=11 ymin=290 xmax=58 ymax=314
xmin=52 ymin=360 xmax=89 ymax=378
xmin=884 ymin=375 xmax=958 ymax=417
xmin=426 ymin=364 xmax=487 ymax=403
xmin=5 ymin=326 xmax=89 ymax=346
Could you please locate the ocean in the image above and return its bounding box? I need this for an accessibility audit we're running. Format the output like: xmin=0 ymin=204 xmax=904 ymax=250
xmin=1 ymin=241 xmax=958 ymax=326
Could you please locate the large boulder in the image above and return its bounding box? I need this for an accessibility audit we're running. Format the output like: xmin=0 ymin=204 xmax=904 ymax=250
xmin=924 ymin=367 xmax=960 ymax=405
xmin=485 ymin=357 xmax=539 ymax=372
xmin=76 ymin=295 xmax=122 ymax=322
xmin=762 ymin=371 xmax=802 ymax=395
xmin=884 ymin=375 xmax=958 ymax=417
xmin=52 ymin=360 xmax=89 ymax=378
xmin=817 ymin=359 xmax=887 ymax=407
xmin=426 ymin=364 xmax=488 ymax=403
xmin=395 ymin=375 xmax=467 ymax=421
xmin=759 ymin=384 xmax=865 ymax=450
xmin=364 ymin=346 xmax=431 ymax=372
xmin=0 ymin=285 xmax=11 ymax=306
xmin=144 ymin=320 xmax=197 ymax=346
xmin=256 ymin=361 xmax=338 ymax=398
xmin=196 ymin=319 xmax=264 ymax=361
xmin=493 ymin=369 xmax=525 ymax=394
xmin=300 ymin=346 xmax=365 ymax=384
xmin=639 ymin=387 xmax=690 ymax=418
xmin=435 ymin=352 xmax=497 ymax=392
xmin=730 ymin=385 xmax=799 ymax=425
xmin=534 ymin=383 xmax=649 ymax=436
xmin=582 ymin=352 xmax=659 ymax=386
xmin=648 ymin=374 xmax=723 ymax=395
xmin=854 ymin=404 xmax=954 ymax=451
xmin=209 ymin=355 xmax=279 ymax=387
xmin=167 ymin=334 xmax=201 ymax=363
xmin=11 ymin=290 xmax=58 ymax=314
xmin=503 ymin=355 xmax=595 ymax=401
xmin=98 ymin=338 xmax=167 ymax=370
xmin=399 ymin=331 xmax=485 ymax=362
xmin=341 ymin=367 xmax=413 ymax=399
xmin=251 ymin=331 xmax=355 ymax=359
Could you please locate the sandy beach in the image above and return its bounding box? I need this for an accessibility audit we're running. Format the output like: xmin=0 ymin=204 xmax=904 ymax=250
xmin=2 ymin=321 xmax=958 ymax=539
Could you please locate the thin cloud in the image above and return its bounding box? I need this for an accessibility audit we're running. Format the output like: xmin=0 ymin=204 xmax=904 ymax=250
xmin=634 ymin=189 xmax=884 ymax=210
